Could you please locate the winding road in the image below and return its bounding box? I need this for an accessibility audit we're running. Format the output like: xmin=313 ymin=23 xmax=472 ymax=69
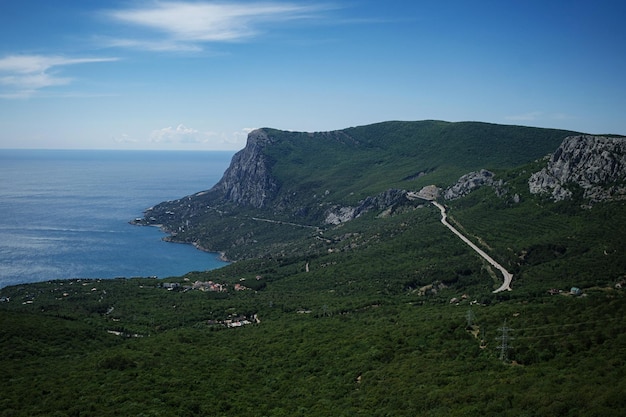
xmin=431 ymin=201 xmax=513 ymax=293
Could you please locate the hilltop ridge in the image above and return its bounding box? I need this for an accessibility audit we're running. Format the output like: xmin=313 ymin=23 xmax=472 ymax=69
xmin=135 ymin=120 xmax=585 ymax=259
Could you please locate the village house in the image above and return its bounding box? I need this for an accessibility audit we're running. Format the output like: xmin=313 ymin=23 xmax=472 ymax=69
xmin=192 ymin=280 xmax=226 ymax=292
xmin=161 ymin=280 xmax=226 ymax=292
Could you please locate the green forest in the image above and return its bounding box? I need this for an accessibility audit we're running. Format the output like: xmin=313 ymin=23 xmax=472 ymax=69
xmin=2 ymin=122 xmax=625 ymax=416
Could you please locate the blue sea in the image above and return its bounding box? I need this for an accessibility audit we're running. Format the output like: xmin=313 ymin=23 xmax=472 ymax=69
xmin=0 ymin=149 xmax=236 ymax=288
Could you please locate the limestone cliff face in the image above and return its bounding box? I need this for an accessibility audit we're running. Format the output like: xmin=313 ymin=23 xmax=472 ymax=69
xmin=442 ymin=169 xmax=517 ymax=202
xmin=136 ymin=129 xmax=279 ymax=230
xmin=444 ymin=169 xmax=498 ymax=200
xmin=528 ymin=135 xmax=626 ymax=202
xmin=324 ymin=189 xmax=412 ymax=225
xmin=211 ymin=129 xmax=279 ymax=209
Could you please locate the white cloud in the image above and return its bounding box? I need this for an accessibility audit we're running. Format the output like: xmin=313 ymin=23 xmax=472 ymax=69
xmin=150 ymin=124 xmax=215 ymax=144
xmin=98 ymin=37 xmax=204 ymax=53
xmin=147 ymin=126 xmax=254 ymax=149
xmin=0 ymin=55 xmax=118 ymax=98
xmin=113 ymin=133 xmax=139 ymax=144
xmin=224 ymin=127 xmax=256 ymax=146
xmin=103 ymin=1 xmax=333 ymax=51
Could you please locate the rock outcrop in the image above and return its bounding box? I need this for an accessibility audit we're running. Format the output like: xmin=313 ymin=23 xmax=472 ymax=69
xmin=325 ymin=189 xmax=411 ymax=225
xmin=444 ymin=169 xmax=501 ymax=200
xmin=528 ymin=135 xmax=626 ymax=202
xmin=210 ymin=129 xmax=279 ymax=208
xmin=134 ymin=129 xmax=280 ymax=230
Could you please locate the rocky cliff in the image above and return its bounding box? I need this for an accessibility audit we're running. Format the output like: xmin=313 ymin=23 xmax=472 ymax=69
xmin=211 ymin=129 xmax=279 ymax=209
xmin=444 ymin=169 xmax=498 ymax=200
xmin=528 ymin=135 xmax=626 ymax=203
xmin=442 ymin=169 xmax=519 ymax=203
xmin=136 ymin=130 xmax=279 ymax=225
xmin=324 ymin=189 xmax=414 ymax=225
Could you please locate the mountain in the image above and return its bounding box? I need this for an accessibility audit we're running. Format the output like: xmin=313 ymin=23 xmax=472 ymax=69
xmin=3 ymin=120 xmax=626 ymax=416
xmin=132 ymin=119 xmax=626 ymax=295
xmin=134 ymin=120 xmax=582 ymax=259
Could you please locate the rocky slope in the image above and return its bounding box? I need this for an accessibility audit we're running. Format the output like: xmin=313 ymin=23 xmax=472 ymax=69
xmin=324 ymin=189 xmax=415 ymax=225
xmin=211 ymin=129 xmax=279 ymax=209
xmin=134 ymin=129 xmax=280 ymax=231
xmin=528 ymin=135 xmax=626 ymax=203
xmin=444 ymin=169 xmax=503 ymax=200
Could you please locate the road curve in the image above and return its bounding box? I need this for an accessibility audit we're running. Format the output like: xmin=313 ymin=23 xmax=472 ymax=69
xmin=431 ymin=201 xmax=512 ymax=293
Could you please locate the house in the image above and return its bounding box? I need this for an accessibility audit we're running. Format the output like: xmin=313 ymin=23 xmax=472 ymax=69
xmin=162 ymin=282 xmax=180 ymax=290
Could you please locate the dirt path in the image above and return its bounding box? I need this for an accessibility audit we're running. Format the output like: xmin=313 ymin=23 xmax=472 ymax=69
xmin=250 ymin=216 xmax=319 ymax=229
xmin=431 ymin=201 xmax=512 ymax=293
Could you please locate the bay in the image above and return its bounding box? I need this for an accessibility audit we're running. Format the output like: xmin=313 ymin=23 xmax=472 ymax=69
xmin=0 ymin=149 xmax=235 ymax=288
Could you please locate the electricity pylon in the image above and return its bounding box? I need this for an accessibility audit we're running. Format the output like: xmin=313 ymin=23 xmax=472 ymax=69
xmin=496 ymin=319 xmax=514 ymax=362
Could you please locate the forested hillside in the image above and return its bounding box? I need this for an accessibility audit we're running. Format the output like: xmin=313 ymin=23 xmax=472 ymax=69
xmin=135 ymin=120 xmax=580 ymax=260
xmin=2 ymin=121 xmax=626 ymax=416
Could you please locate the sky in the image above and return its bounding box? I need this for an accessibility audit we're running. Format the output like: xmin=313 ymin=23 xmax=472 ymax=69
xmin=1 ymin=0 xmax=625 ymax=150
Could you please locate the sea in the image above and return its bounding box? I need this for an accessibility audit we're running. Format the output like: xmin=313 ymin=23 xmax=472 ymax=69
xmin=0 ymin=149 xmax=236 ymax=289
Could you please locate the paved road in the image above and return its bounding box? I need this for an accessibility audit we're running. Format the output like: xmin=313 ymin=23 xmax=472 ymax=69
xmin=431 ymin=201 xmax=512 ymax=293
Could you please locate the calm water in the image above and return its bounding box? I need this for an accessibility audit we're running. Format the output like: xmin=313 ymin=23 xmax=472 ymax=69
xmin=0 ymin=149 xmax=236 ymax=288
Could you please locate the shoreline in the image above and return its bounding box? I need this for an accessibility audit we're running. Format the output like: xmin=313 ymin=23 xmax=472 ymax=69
xmin=132 ymin=221 xmax=231 ymax=263
xmin=192 ymin=241 xmax=231 ymax=263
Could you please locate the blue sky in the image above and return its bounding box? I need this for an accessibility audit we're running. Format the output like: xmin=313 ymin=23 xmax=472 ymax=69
xmin=1 ymin=0 xmax=624 ymax=150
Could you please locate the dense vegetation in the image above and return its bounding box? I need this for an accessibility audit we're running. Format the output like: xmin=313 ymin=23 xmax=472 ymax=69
xmin=263 ymin=121 xmax=579 ymax=202
xmin=2 ymin=121 xmax=625 ymax=415
xmin=148 ymin=121 xmax=580 ymax=260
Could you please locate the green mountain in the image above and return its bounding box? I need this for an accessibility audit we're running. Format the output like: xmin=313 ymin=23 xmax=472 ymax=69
xmin=2 ymin=120 xmax=626 ymax=416
xmin=134 ymin=120 xmax=582 ymax=260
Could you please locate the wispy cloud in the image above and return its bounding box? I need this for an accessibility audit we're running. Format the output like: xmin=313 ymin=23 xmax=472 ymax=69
xmin=98 ymin=37 xmax=204 ymax=53
xmin=150 ymin=124 xmax=215 ymax=144
xmin=102 ymin=1 xmax=335 ymax=52
xmin=147 ymin=125 xmax=253 ymax=149
xmin=0 ymin=55 xmax=118 ymax=98
xmin=113 ymin=133 xmax=139 ymax=145
xmin=227 ymin=127 xmax=256 ymax=146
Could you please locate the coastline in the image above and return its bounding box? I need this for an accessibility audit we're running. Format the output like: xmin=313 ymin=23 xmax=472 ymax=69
xmin=192 ymin=241 xmax=231 ymax=263
xmin=1 ymin=150 xmax=234 ymax=286
xmin=132 ymin=221 xmax=231 ymax=263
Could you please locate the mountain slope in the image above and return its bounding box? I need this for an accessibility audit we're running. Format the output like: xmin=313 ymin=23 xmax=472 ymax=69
xmin=135 ymin=120 xmax=579 ymax=259
xmin=2 ymin=120 xmax=626 ymax=416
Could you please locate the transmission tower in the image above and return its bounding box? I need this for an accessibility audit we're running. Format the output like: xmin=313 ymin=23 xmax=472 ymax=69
xmin=496 ymin=319 xmax=514 ymax=362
